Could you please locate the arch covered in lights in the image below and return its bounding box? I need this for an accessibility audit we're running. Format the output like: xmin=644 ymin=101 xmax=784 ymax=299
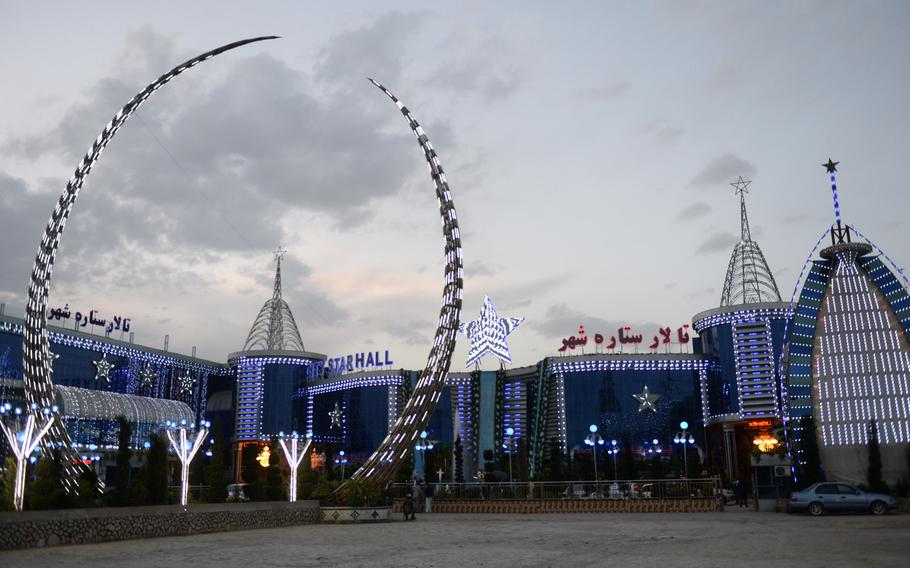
xmin=20 ymin=36 xmax=277 ymax=490
xmin=350 ymin=79 xmax=464 ymax=485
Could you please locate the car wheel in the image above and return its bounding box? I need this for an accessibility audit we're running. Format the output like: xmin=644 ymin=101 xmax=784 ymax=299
xmin=808 ymin=502 xmax=824 ymax=516
xmin=871 ymin=501 xmax=887 ymax=516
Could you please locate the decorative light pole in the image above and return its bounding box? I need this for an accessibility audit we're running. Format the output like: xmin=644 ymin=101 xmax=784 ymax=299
xmin=277 ymin=431 xmax=311 ymax=503
xmin=502 ymin=427 xmax=517 ymax=483
xmin=584 ymin=425 xmax=604 ymax=480
xmin=415 ymin=431 xmax=434 ymax=480
xmin=606 ymin=439 xmax=620 ymax=480
xmin=673 ymin=421 xmax=695 ymax=478
xmin=334 ymin=450 xmax=349 ymax=480
xmin=165 ymin=419 xmax=209 ymax=507
xmin=0 ymin=403 xmax=56 ymax=511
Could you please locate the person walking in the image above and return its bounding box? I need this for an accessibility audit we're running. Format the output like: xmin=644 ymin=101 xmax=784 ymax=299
xmin=425 ymin=480 xmax=435 ymax=513
xmin=734 ymin=479 xmax=747 ymax=508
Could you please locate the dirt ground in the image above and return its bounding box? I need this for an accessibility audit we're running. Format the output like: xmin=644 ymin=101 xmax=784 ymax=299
xmin=3 ymin=509 xmax=908 ymax=568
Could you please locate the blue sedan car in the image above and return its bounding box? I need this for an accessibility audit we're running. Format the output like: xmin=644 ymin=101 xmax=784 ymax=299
xmin=789 ymin=482 xmax=897 ymax=516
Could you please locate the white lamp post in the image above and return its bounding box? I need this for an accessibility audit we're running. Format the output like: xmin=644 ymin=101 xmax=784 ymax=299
xmin=165 ymin=419 xmax=209 ymax=507
xmin=606 ymin=439 xmax=619 ymax=480
xmin=584 ymin=424 xmax=604 ymax=481
xmin=0 ymin=403 xmax=56 ymax=511
xmin=673 ymin=421 xmax=695 ymax=478
xmin=502 ymin=427 xmax=517 ymax=483
xmin=334 ymin=450 xmax=349 ymax=480
xmin=415 ymin=431 xmax=434 ymax=479
xmin=278 ymin=431 xmax=311 ymax=502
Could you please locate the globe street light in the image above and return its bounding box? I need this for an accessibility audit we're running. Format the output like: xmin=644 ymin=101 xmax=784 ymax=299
xmin=415 ymin=430 xmax=434 ymax=479
xmin=502 ymin=427 xmax=517 ymax=483
xmin=673 ymin=421 xmax=695 ymax=478
xmin=334 ymin=449 xmax=349 ymax=480
xmin=584 ymin=424 xmax=604 ymax=481
xmin=606 ymin=439 xmax=620 ymax=480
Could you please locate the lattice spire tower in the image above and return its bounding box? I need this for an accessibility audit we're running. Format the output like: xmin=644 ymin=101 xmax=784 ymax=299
xmin=720 ymin=177 xmax=782 ymax=306
xmin=242 ymin=247 xmax=306 ymax=351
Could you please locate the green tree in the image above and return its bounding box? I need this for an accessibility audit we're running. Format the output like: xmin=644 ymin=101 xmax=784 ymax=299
xmin=541 ymin=437 xmax=566 ymax=481
xmin=454 ymin=436 xmax=465 ymax=483
xmin=1 ymin=457 xmax=16 ymax=511
xmin=77 ymin=467 xmax=101 ymax=508
xmin=617 ymin=435 xmax=639 ymax=480
xmin=142 ymin=433 xmax=170 ymax=505
xmin=27 ymin=449 xmax=72 ymax=510
xmin=266 ymin=440 xmax=286 ymax=501
xmin=298 ymin=449 xmax=317 ymax=499
xmin=205 ymin=422 xmax=228 ymax=503
xmin=867 ymin=420 xmax=888 ymax=493
xmin=113 ymin=415 xmax=133 ymax=505
xmin=797 ymin=416 xmax=824 ymax=488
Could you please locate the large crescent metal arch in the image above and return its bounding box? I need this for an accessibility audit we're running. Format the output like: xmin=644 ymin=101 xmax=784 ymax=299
xmin=351 ymin=79 xmax=464 ymax=485
xmin=21 ymin=36 xmax=278 ymax=491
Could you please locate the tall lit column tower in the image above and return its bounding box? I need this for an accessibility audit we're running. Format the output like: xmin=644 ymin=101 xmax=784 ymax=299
xmin=693 ymin=177 xmax=790 ymax=480
xmin=783 ymin=160 xmax=910 ymax=485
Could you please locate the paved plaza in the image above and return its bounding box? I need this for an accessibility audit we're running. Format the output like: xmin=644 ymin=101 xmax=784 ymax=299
xmin=2 ymin=510 xmax=908 ymax=567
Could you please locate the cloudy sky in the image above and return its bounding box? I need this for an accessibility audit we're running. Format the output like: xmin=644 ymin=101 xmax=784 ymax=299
xmin=1 ymin=2 xmax=909 ymax=369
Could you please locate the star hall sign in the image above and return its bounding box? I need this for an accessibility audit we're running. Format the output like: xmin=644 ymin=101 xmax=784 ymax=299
xmin=306 ymin=350 xmax=395 ymax=379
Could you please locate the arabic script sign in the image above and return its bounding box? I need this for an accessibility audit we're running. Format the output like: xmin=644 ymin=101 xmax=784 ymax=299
xmin=47 ymin=305 xmax=132 ymax=334
xmin=558 ymin=324 xmax=691 ymax=352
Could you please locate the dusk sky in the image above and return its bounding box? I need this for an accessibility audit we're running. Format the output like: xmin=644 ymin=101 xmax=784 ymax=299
xmin=1 ymin=2 xmax=909 ymax=369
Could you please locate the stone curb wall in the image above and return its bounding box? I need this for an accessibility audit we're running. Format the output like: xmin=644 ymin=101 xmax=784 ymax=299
xmin=0 ymin=501 xmax=320 ymax=550
xmin=394 ymin=498 xmax=721 ymax=514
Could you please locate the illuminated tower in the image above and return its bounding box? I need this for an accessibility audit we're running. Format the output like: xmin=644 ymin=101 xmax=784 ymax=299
xmin=720 ymin=177 xmax=782 ymax=306
xmin=784 ymin=160 xmax=910 ymax=485
xmin=693 ymin=178 xmax=790 ymax=480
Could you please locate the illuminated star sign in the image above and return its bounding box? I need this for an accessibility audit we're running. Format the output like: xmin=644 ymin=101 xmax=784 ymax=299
xmin=632 ymin=385 xmax=661 ymax=412
xmin=93 ymin=353 xmax=114 ymax=383
xmin=177 ymin=373 xmax=194 ymax=395
xmin=328 ymin=401 xmax=343 ymax=430
xmin=458 ymin=295 xmax=525 ymax=367
xmin=139 ymin=363 xmax=156 ymax=388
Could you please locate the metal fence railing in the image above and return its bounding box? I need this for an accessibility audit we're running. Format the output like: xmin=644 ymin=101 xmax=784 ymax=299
xmin=389 ymin=479 xmax=722 ymax=501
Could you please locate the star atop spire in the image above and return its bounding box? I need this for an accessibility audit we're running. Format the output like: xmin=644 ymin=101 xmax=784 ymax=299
xmin=730 ymin=176 xmax=751 ymax=197
xmin=823 ymin=158 xmax=839 ymax=173
xmin=458 ymin=296 xmax=525 ymax=367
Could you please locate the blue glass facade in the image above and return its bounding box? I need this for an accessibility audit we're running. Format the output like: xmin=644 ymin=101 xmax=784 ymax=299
xmin=561 ymin=368 xmax=704 ymax=453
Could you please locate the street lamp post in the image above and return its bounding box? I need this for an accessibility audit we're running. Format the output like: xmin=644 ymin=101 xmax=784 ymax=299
xmin=673 ymin=421 xmax=695 ymax=478
xmin=502 ymin=427 xmax=516 ymax=483
xmin=334 ymin=450 xmax=348 ymax=480
xmin=607 ymin=439 xmax=619 ymax=479
xmin=415 ymin=430 xmax=434 ymax=480
xmin=584 ymin=424 xmax=604 ymax=481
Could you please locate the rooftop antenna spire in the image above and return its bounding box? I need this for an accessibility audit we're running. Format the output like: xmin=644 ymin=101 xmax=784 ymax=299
xmin=242 ymin=247 xmax=306 ymax=351
xmin=719 ymin=177 xmax=782 ymax=306
xmin=731 ymin=176 xmax=753 ymax=242
xmin=824 ymin=158 xmax=851 ymax=245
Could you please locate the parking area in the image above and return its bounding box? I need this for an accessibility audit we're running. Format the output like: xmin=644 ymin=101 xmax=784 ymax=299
xmin=2 ymin=509 xmax=908 ymax=567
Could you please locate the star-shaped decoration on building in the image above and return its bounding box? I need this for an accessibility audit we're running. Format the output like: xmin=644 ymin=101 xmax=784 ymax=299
xmin=139 ymin=363 xmax=156 ymax=388
xmin=177 ymin=372 xmax=194 ymax=396
xmin=328 ymin=401 xmax=343 ymax=430
xmin=93 ymin=353 xmax=115 ymax=383
xmin=458 ymin=295 xmax=525 ymax=367
xmin=730 ymin=176 xmax=751 ymax=196
xmin=632 ymin=385 xmax=661 ymax=413
xmin=822 ymin=158 xmax=839 ymax=173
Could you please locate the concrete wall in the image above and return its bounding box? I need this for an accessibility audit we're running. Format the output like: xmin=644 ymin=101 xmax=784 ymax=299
xmin=394 ymin=498 xmax=722 ymax=514
xmin=0 ymin=500 xmax=320 ymax=550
